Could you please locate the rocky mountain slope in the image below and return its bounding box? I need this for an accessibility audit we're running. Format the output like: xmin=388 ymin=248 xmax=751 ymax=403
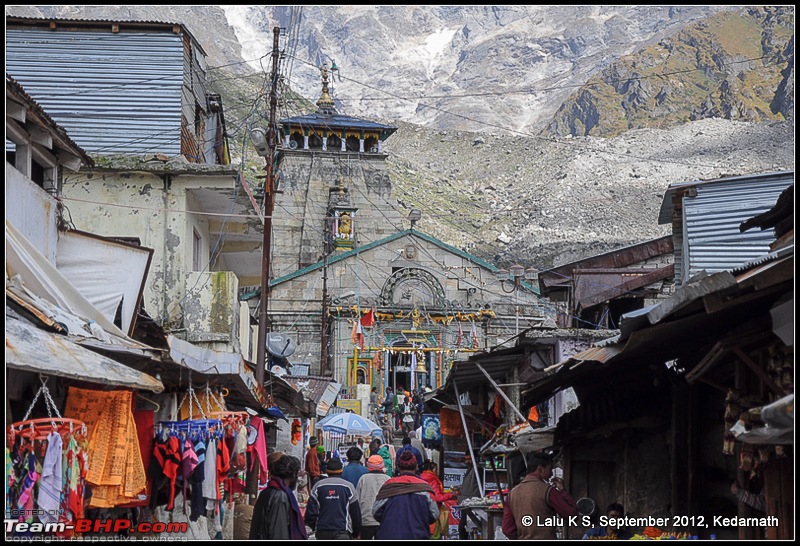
xmin=383 ymin=117 xmax=794 ymax=270
xmin=547 ymin=6 xmax=795 ymax=137
xmin=5 ymin=5 xmax=795 ymax=270
xmin=7 ymin=5 xmax=741 ymax=134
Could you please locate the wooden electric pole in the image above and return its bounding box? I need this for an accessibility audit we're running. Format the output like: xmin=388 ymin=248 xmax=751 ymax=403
xmin=320 ymin=240 xmax=329 ymax=376
xmin=255 ymin=26 xmax=281 ymax=389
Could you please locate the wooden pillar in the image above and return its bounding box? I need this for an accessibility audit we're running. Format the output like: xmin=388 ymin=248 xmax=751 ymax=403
xmin=670 ymin=382 xmax=690 ymax=516
xmin=764 ymin=455 xmax=793 ymax=540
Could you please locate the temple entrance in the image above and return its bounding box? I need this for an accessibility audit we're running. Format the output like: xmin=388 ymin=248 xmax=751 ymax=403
xmin=389 ymin=348 xmax=412 ymax=395
xmin=389 ymin=340 xmax=414 ymax=395
xmin=388 ymin=340 xmax=433 ymax=394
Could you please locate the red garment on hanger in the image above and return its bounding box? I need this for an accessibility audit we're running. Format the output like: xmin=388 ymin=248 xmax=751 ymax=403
xmin=152 ymin=436 xmax=181 ymax=510
xmin=216 ymin=437 xmax=230 ymax=500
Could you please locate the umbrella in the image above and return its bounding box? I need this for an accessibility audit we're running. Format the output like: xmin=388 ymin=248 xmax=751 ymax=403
xmin=264 ymin=406 xmax=288 ymax=422
xmin=318 ymin=412 xmax=382 ymax=436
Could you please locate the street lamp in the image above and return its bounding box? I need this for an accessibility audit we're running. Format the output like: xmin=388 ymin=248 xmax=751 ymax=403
xmin=497 ymin=264 xmax=539 ymax=335
xmin=497 ymin=265 xmax=539 ymax=292
xmin=250 ymin=127 xmax=269 ymax=157
xmin=408 ymin=209 xmax=421 ymax=229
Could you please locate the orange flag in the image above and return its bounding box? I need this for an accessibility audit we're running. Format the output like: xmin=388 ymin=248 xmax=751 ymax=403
xmin=352 ymin=320 xmax=365 ymax=349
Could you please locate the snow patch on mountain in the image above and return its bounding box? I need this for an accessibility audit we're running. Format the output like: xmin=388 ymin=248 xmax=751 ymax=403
xmin=220 ymin=6 xmax=272 ymax=72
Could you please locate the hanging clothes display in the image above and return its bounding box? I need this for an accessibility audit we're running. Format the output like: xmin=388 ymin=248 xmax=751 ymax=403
xmin=37 ymin=431 xmax=63 ymax=524
xmin=117 ymin=408 xmax=155 ymax=508
xmin=7 ymin=377 xmax=89 ymax=535
xmin=151 ymin=419 xmax=222 ymax=514
xmin=63 ymin=387 xmax=147 ymax=508
xmin=246 ymin=416 xmax=269 ymax=491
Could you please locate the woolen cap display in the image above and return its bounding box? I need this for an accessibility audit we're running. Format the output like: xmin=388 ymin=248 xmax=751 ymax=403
xmin=398 ymin=450 xmax=418 ymax=471
xmin=326 ymin=457 xmax=343 ymax=474
xmin=367 ymin=455 xmax=385 ymax=471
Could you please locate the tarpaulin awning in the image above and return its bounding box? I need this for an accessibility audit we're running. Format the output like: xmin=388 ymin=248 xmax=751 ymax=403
xmin=6 ymin=314 xmax=164 ymax=392
xmin=6 ymin=219 xmax=128 ymax=340
xmin=167 ymin=335 xmax=268 ymax=410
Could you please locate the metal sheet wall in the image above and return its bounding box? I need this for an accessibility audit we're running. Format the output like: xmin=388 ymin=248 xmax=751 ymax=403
xmin=6 ymin=29 xmax=184 ymax=156
xmin=683 ymin=175 xmax=793 ymax=281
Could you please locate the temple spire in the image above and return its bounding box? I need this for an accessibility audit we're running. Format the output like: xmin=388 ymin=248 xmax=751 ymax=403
xmin=316 ymin=61 xmax=337 ymax=115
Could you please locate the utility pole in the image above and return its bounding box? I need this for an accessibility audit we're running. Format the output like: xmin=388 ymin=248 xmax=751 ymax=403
xmin=320 ymin=222 xmax=330 ymax=376
xmin=255 ymin=26 xmax=281 ymax=388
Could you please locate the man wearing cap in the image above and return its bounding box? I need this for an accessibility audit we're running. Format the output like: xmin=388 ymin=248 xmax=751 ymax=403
xmin=304 ymin=437 xmax=321 ymax=495
xmin=305 ymin=457 xmax=362 ymax=539
xmin=394 ymin=436 xmax=424 ymax=476
xmin=502 ymin=450 xmax=579 ymax=540
xmin=373 ymin=450 xmax=439 ymax=539
xmin=356 ymin=455 xmax=391 ymax=539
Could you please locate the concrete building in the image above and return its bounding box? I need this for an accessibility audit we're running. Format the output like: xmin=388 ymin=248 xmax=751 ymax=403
xmin=5 ymin=16 xmax=285 ymax=412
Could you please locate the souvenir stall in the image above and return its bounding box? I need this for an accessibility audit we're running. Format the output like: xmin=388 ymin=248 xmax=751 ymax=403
xmin=5 ymin=377 xmax=267 ymax=541
xmin=427 ymin=351 xmax=538 ymax=540
xmin=147 ymin=384 xmax=264 ymax=540
xmin=6 ymin=377 xmax=89 ymax=537
xmin=433 ymin=401 xmax=507 ymax=540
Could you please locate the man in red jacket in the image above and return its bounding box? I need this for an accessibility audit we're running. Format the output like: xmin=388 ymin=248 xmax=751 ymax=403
xmin=304 ymin=437 xmax=321 ymax=495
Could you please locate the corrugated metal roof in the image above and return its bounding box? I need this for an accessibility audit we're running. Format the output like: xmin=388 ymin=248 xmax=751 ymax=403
xmin=540 ymin=236 xmax=673 ymax=289
xmin=441 ymin=352 xmax=523 ymax=394
xmin=6 ymin=314 xmax=164 ymax=392
xmin=658 ymin=170 xmax=794 ymax=224
xmin=5 ymin=15 xmax=206 ymax=55
xmin=6 ymin=74 xmax=94 ymax=166
xmin=683 ymin=176 xmax=793 ymax=279
xmin=6 ymin=28 xmax=184 ymax=156
xmin=282 ymin=375 xmax=342 ymax=418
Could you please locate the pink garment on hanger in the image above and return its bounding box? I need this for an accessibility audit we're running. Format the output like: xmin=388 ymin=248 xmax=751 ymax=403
xmin=182 ymin=439 xmax=199 ymax=478
xmin=248 ymin=417 xmax=268 ymax=486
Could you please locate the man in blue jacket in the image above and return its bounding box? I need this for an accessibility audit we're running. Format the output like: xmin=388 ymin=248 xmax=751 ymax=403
xmin=394 ymin=436 xmax=423 ymax=475
xmin=341 ymin=446 xmax=369 ymax=487
xmin=305 ymin=457 xmax=362 ymax=539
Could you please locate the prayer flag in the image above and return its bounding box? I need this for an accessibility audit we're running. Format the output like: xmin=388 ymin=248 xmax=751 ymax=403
xmin=352 ymin=320 xmax=365 ymax=349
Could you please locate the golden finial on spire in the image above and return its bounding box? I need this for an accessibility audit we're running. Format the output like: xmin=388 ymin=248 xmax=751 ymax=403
xmin=316 ymin=61 xmax=336 ymax=114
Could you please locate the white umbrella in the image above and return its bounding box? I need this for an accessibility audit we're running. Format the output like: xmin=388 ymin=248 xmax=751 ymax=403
xmin=318 ymin=412 xmax=382 ymax=436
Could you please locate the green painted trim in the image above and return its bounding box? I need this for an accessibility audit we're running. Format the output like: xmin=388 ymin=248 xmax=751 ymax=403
xmin=238 ymin=229 xmax=530 ymax=301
